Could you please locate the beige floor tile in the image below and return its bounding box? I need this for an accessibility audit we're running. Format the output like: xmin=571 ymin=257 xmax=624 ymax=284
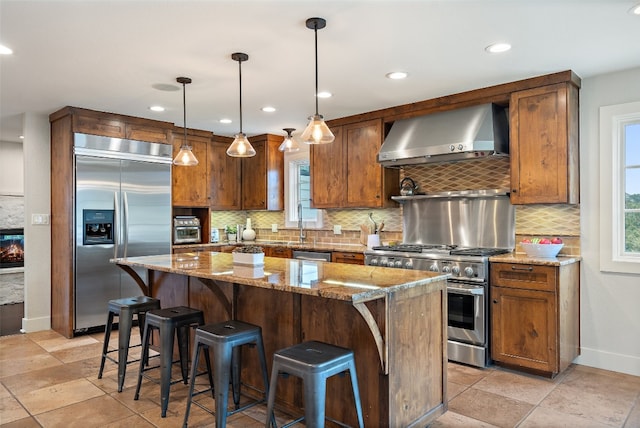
xmin=16 ymin=378 xmax=105 ymax=415
xmin=0 ymin=352 xmax=63 ymax=378
xmin=50 ymin=341 xmax=104 ymax=364
xmin=446 ymin=362 xmax=491 ymax=386
xmin=562 ymin=365 xmax=640 ymax=402
xmin=430 ymin=410 xmax=501 ymax=427
xmin=34 ymin=394 xmax=135 ymax=427
xmin=0 ymin=382 xmax=11 ymax=398
xmin=0 ymin=395 xmax=30 ymax=425
xmin=447 ymin=380 xmax=468 ymax=400
xmin=102 ymin=414 xmax=156 ymax=428
xmin=625 ymin=401 xmax=640 ymax=428
xmin=540 ymin=383 xmax=635 ymax=427
xmin=25 ymin=330 xmax=66 ymax=342
xmin=0 ymin=416 xmax=41 ymax=428
xmin=36 ymin=334 xmax=99 ymax=353
xmin=0 ymin=336 xmax=46 ymax=362
xmin=519 ymin=406 xmax=613 ymax=428
xmin=448 ymin=387 xmax=534 ymax=428
xmin=2 ymin=362 xmax=95 ymax=396
xmin=473 ymin=369 xmax=558 ymax=405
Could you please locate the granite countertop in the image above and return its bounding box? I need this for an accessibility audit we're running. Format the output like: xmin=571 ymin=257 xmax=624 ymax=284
xmin=489 ymin=252 xmax=581 ymax=266
xmin=114 ymin=251 xmax=447 ymax=303
xmin=174 ymin=241 xmax=368 ymax=253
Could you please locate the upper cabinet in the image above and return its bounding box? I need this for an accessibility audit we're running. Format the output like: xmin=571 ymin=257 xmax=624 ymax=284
xmin=509 ymin=82 xmax=580 ymax=204
xmin=208 ymin=137 xmax=242 ymax=211
xmin=172 ymin=129 xmax=211 ymax=207
xmin=241 ymin=134 xmax=285 ymax=211
xmin=310 ymin=119 xmax=398 ymax=208
xmin=73 ymin=109 xmax=172 ymax=143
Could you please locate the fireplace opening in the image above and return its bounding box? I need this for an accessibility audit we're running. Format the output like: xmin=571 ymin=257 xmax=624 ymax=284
xmin=0 ymin=228 xmax=24 ymax=269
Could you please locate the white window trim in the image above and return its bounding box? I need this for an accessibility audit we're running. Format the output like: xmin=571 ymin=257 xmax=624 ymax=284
xmin=599 ymin=101 xmax=640 ymax=274
xmin=283 ymin=150 xmax=323 ymax=229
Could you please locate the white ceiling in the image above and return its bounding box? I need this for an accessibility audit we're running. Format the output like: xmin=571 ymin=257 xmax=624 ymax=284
xmin=1 ymin=0 xmax=639 ymax=144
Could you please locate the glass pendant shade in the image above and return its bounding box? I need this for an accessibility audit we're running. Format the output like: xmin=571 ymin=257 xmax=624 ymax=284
xmin=226 ymin=132 xmax=256 ymax=157
xmin=278 ymin=128 xmax=300 ymax=152
xmin=301 ymin=114 xmax=335 ymax=144
xmin=174 ymin=144 xmax=199 ymax=165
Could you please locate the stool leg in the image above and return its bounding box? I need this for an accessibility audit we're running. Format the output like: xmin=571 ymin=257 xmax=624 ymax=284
xmin=159 ymin=323 xmax=175 ymax=417
xmin=177 ymin=325 xmax=190 ymax=384
xmin=256 ymin=335 xmax=276 ymax=427
xmin=183 ymin=342 xmax=203 ymax=428
xmin=134 ymin=321 xmax=152 ymax=400
xmin=138 ymin=312 xmax=149 ymax=367
xmin=117 ymin=306 xmax=133 ymax=392
xmin=265 ymin=364 xmax=280 ymax=428
xmin=98 ymin=310 xmax=115 ymax=380
xmin=231 ymin=346 xmax=242 ymax=409
xmin=348 ymin=364 xmax=365 ymax=428
xmin=214 ymin=344 xmax=233 ymax=427
xmin=304 ymin=372 xmax=326 ymax=428
xmin=203 ymin=346 xmax=215 ymax=399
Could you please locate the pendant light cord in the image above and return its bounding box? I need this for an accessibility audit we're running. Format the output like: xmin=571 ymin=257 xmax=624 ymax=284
xmin=314 ymin=24 xmax=319 ymax=116
xmin=182 ymin=81 xmax=187 ymax=143
xmin=238 ymin=59 xmax=243 ymax=133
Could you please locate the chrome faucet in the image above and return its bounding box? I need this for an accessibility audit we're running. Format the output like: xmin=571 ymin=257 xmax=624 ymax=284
xmin=298 ymin=202 xmax=306 ymax=243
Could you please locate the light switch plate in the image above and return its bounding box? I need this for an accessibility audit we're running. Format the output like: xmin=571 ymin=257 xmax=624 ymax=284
xmin=271 ymin=223 xmax=278 ymax=232
xmin=333 ymin=225 xmax=342 ymax=235
xmin=31 ymin=213 xmax=50 ymax=225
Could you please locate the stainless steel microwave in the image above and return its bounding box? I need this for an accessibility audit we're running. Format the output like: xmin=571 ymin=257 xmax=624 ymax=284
xmin=173 ymin=216 xmax=201 ymax=244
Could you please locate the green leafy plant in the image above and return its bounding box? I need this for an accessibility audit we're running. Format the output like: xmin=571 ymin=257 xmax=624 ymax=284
xmin=225 ymin=225 xmax=237 ymax=234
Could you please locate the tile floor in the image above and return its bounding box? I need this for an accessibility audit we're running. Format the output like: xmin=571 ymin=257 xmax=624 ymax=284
xmin=1 ymin=328 xmax=639 ymax=428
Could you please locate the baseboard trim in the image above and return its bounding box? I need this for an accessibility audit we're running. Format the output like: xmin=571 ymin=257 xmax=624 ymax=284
xmin=21 ymin=315 xmax=51 ymax=333
xmin=575 ymin=347 xmax=640 ymax=377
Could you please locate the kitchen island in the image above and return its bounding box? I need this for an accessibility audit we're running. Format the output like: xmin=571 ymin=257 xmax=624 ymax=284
xmin=115 ymin=251 xmax=448 ymax=427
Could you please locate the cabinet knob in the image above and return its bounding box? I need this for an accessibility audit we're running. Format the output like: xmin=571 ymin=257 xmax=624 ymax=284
xmin=493 ymin=299 xmax=498 ymax=304
xmin=512 ymin=189 xmax=517 ymax=193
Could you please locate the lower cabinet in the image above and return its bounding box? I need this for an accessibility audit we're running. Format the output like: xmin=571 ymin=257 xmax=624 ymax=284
xmin=265 ymin=246 xmax=292 ymax=258
xmin=331 ymin=251 xmax=365 ymax=265
xmin=490 ymin=261 xmax=580 ymax=377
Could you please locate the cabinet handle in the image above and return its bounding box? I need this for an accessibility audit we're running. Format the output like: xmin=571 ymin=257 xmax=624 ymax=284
xmin=511 ymin=266 xmax=533 ymax=271
xmin=512 ymin=189 xmax=517 ymax=193
xmin=493 ymin=299 xmax=498 ymax=304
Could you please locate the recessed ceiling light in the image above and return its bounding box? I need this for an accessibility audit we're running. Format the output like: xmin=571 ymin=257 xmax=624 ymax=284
xmin=386 ymin=71 xmax=408 ymax=80
xmin=149 ymin=105 xmax=165 ymax=112
xmin=317 ymin=91 xmax=332 ymax=99
xmin=219 ymin=118 xmax=232 ymax=124
xmin=0 ymin=44 xmax=13 ymax=55
xmin=261 ymin=106 xmax=276 ymax=113
xmin=152 ymin=83 xmax=180 ymax=91
xmin=629 ymin=3 xmax=640 ymax=15
xmin=19 ymin=135 xmax=24 ymax=139
xmin=485 ymin=43 xmax=511 ymax=53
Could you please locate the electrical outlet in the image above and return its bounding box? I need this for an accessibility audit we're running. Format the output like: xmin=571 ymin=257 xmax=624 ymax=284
xmin=333 ymin=225 xmax=342 ymax=235
xmin=31 ymin=213 xmax=50 ymax=225
xmin=271 ymin=223 xmax=278 ymax=232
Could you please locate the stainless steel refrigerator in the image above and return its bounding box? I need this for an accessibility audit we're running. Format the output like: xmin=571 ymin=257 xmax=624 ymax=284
xmin=74 ymin=133 xmax=172 ymax=332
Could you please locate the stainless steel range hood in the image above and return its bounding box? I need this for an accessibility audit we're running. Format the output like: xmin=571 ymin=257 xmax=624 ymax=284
xmin=377 ymin=103 xmax=509 ymax=167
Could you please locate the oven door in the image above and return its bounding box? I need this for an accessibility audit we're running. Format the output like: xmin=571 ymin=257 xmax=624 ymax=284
xmin=447 ymin=282 xmax=486 ymax=346
xmin=174 ymin=226 xmax=201 ymax=244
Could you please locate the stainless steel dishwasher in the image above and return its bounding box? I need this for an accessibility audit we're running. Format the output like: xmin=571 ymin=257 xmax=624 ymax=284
xmin=292 ymin=250 xmax=332 ymax=261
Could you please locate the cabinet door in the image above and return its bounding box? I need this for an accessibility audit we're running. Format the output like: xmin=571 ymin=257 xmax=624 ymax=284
xmin=126 ymin=122 xmax=171 ymax=144
xmin=344 ymin=119 xmax=383 ymax=207
xmin=209 ymin=140 xmax=241 ymax=210
xmin=172 ymin=134 xmax=209 ymax=207
xmin=491 ymin=286 xmax=558 ymax=373
xmin=265 ymin=247 xmax=292 ymax=258
xmin=310 ymin=126 xmax=345 ymax=208
xmin=74 ymin=114 xmax=126 ymax=138
xmin=242 ymin=139 xmax=267 ymax=210
xmin=331 ymin=251 xmax=364 ymax=265
xmin=510 ymin=83 xmax=579 ymax=204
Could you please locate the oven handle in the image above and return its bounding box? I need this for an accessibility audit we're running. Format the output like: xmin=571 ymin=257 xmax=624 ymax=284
xmin=447 ymin=284 xmax=485 ymax=296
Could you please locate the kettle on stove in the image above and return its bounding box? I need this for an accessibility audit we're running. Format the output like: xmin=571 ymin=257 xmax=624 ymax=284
xmin=400 ymin=177 xmax=418 ymax=196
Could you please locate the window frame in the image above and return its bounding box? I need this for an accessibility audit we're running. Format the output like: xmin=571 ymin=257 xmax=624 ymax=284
xmin=599 ymin=101 xmax=640 ymax=274
xmin=283 ymin=150 xmax=323 ymax=229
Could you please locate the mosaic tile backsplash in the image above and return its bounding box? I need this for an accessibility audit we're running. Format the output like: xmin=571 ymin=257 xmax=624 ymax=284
xmin=210 ymin=157 xmax=580 ymax=253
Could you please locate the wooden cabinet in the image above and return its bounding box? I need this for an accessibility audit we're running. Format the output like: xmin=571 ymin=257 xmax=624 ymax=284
xmin=172 ymin=130 xmax=211 ymax=207
xmin=490 ymin=261 xmax=580 ymax=377
xmin=241 ymin=134 xmax=284 ymax=211
xmin=310 ymin=119 xmax=398 ymax=208
xmin=208 ymin=137 xmax=241 ymax=210
xmin=331 ymin=251 xmax=364 ymax=265
xmin=265 ymin=246 xmax=292 ymax=258
xmin=72 ymin=109 xmax=172 ymax=143
xmin=509 ymin=82 xmax=580 ymax=204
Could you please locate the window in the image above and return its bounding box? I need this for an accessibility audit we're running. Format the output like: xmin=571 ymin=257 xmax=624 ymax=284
xmin=600 ymin=101 xmax=640 ymax=274
xmin=284 ymin=150 xmax=323 ymax=229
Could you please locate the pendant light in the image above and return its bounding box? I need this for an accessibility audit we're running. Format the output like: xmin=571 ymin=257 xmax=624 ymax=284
xmin=300 ymin=17 xmax=335 ymax=145
xmin=173 ymin=77 xmax=199 ymax=166
xmin=278 ymin=128 xmax=300 ymax=153
xmin=226 ymin=52 xmax=256 ymax=157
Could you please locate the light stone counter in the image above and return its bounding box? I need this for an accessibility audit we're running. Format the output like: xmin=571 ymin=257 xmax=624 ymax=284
xmin=489 ymin=252 xmax=581 ymax=266
xmin=173 ymin=241 xmax=368 ymax=254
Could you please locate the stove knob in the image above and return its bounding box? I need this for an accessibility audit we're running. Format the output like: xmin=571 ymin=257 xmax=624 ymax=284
xmin=394 ymin=260 xmax=403 ymax=268
xmin=442 ymin=266 xmax=451 ymax=273
xmin=404 ymin=260 xmax=413 ymax=269
xmin=451 ymin=266 xmax=461 ymax=276
xmin=429 ymin=264 xmax=439 ymax=272
xmin=370 ymin=258 xmax=378 ymax=266
xmin=464 ymin=267 xmax=475 ymax=278
xmin=458 ymin=144 xmax=464 ymax=150
xmin=387 ymin=260 xmax=396 ymax=268
xmin=449 ymin=144 xmax=456 ymax=152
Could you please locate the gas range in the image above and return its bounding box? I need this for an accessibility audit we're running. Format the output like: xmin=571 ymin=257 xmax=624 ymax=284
xmin=364 ymin=244 xmax=511 ymax=283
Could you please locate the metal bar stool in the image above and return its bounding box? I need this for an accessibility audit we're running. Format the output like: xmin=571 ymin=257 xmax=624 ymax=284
xmin=265 ymin=341 xmax=365 ymax=428
xmin=183 ymin=320 xmax=272 ymax=428
xmin=98 ymin=296 xmax=161 ymax=392
xmin=134 ymin=306 xmax=205 ymax=417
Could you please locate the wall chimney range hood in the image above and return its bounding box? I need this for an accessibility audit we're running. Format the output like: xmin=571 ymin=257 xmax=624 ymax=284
xmin=377 ymin=103 xmax=509 ymax=167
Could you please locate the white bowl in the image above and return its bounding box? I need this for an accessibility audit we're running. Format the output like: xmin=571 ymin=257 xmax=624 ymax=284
xmin=521 ymin=243 xmax=564 ymax=258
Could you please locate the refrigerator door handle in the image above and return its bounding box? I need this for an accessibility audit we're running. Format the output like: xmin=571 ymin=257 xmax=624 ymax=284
xmin=123 ymin=191 xmax=129 ymax=257
xmin=114 ymin=192 xmax=120 ymax=259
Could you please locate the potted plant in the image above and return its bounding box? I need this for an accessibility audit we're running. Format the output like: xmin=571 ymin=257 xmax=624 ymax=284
xmin=225 ymin=225 xmax=237 ymax=243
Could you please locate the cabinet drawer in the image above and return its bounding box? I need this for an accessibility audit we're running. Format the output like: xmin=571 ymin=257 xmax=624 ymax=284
xmin=331 ymin=251 xmax=365 ymax=265
xmin=266 ymin=247 xmax=292 ymax=258
xmin=490 ymin=262 xmax=557 ymax=292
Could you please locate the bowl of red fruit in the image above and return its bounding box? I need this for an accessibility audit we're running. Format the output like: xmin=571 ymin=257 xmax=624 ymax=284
xmin=520 ymin=237 xmax=564 ymax=258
